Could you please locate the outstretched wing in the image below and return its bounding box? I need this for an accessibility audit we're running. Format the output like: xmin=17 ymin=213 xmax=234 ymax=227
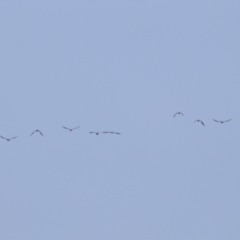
xmin=39 ymin=131 xmax=44 ymax=136
xmin=113 ymin=132 xmax=121 ymax=134
xmin=192 ymin=120 xmax=197 ymax=125
xmin=10 ymin=136 xmax=17 ymax=140
xmin=201 ymin=121 xmax=205 ymax=126
xmin=62 ymin=126 xmax=70 ymax=130
xmin=213 ymin=119 xmax=219 ymax=122
xmin=0 ymin=135 xmax=6 ymax=139
xmin=72 ymin=126 xmax=80 ymax=130
xmin=223 ymin=119 xmax=231 ymax=122
xmin=30 ymin=131 xmax=35 ymax=136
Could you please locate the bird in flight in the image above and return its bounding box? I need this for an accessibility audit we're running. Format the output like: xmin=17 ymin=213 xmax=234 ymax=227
xmin=192 ymin=119 xmax=205 ymax=126
xmin=0 ymin=136 xmax=17 ymax=141
xmin=173 ymin=112 xmax=184 ymax=117
xmin=213 ymin=119 xmax=231 ymax=124
xmin=89 ymin=132 xmax=100 ymax=135
xmin=30 ymin=129 xmax=44 ymax=136
xmin=62 ymin=126 xmax=80 ymax=132
xmin=103 ymin=132 xmax=121 ymax=134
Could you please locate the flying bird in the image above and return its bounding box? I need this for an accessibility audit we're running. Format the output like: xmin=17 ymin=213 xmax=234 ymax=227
xmin=173 ymin=112 xmax=184 ymax=117
xmin=213 ymin=119 xmax=231 ymax=124
xmin=0 ymin=136 xmax=17 ymax=141
xmin=89 ymin=132 xmax=100 ymax=135
xmin=62 ymin=126 xmax=80 ymax=132
xmin=103 ymin=132 xmax=121 ymax=134
xmin=192 ymin=119 xmax=205 ymax=126
xmin=30 ymin=129 xmax=44 ymax=136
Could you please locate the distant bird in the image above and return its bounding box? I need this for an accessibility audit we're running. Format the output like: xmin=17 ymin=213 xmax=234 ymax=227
xmin=213 ymin=119 xmax=231 ymax=124
xmin=0 ymin=136 xmax=17 ymax=141
xmin=62 ymin=126 xmax=80 ymax=132
xmin=89 ymin=132 xmax=100 ymax=135
xmin=103 ymin=132 xmax=121 ymax=134
xmin=173 ymin=112 xmax=184 ymax=117
xmin=30 ymin=129 xmax=44 ymax=136
xmin=192 ymin=119 xmax=205 ymax=126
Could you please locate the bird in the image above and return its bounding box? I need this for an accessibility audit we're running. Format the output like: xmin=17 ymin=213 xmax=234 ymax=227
xmin=173 ymin=112 xmax=184 ymax=117
xmin=0 ymin=136 xmax=17 ymax=141
xmin=213 ymin=119 xmax=231 ymax=124
xmin=30 ymin=129 xmax=44 ymax=136
xmin=62 ymin=126 xmax=80 ymax=132
xmin=89 ymin=132 xmax=100 ymax=135
xmin=192 ymin=119 xmax=205 ymax=126
xmin=102 ymin=132 xmax=121 ymax=134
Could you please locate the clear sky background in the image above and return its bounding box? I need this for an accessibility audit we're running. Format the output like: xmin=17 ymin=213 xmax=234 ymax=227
xmin=0 ymin=1 xmax=240 ymax=239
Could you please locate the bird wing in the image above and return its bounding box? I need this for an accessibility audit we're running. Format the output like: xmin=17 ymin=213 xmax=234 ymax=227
xmin=30 ymin=131 xmax=35 ymax=136
xmin=113 ymin=132 xmax=121 ymax=134
xmin=201 ymin=121 xmax=205 ymax=126
xmin=62 ymin=126 xmax=70 ymax=130
xmin=223 ymin=119 xmax=231 ymax=122
xmin=72 ymin=126 xmax=80 ymax=130
xmin=102 ymin=132 xmax=110 ymax=133
xmin=173 ymin=113 xmax=177 ymax=117
xmin=192 ymin=120 xmax=197 ymax=125
xmin=0 ymin=135 xmax=6 ymax=139
xmin=213 ymin=119 xmax=219 ymax=122
xmin=39 ymin=131 xmax=44 ymax=136
xmin=10 ymin=136 xmax=17 ymax=140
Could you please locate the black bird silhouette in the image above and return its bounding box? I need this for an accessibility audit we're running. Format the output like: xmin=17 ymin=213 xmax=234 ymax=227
xmin=103 ymin=132 xmax=121 ymax=134
xmin=173 ymin=112 xmax=184 ymax=117
xmin=62 ymin=126 xmax=80 ymax=132
xmin=213 ymin=119 xmax=231 ymax=124
xmin=192 ymin=119 xmax=205 ymax=126
xmin=30 ymin=130 xmax=44 ymax=136
xmin=0 ymin=136 xmax=17 ymax=141
xmin=89 ymin=132 xmax=100 ymax=135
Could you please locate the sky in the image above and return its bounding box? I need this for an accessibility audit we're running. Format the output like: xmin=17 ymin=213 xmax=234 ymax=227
xmin=0 ymin=1 xmax=240 ymax=239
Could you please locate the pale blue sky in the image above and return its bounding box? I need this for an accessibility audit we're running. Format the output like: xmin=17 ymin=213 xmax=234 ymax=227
xmin=0 ymin=1 xmax=240 ymax=239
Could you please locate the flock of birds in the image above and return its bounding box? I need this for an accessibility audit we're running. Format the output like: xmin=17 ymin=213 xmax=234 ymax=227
xmin=0 ymin=112 xmax=231 ymax=142
xmin=173 ymin=111 xmax=232 ymax=126
xmin=0 ymin=126 xmax=121 ymax=142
